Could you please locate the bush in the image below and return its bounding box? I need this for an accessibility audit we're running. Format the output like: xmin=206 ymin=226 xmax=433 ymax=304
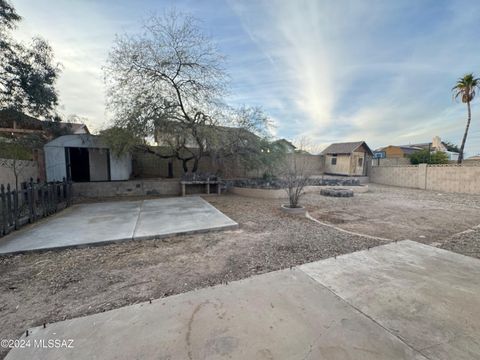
xmin=409 ymin=149 xmax=449 ymax=164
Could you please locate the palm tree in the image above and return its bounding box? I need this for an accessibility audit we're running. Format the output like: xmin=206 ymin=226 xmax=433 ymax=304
xmin=452 ymin=73 xmax=480 ymax=163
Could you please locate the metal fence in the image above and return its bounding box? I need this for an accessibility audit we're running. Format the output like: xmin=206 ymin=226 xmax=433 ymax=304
xmin=0 ymin=178 xmax=72 ymax=237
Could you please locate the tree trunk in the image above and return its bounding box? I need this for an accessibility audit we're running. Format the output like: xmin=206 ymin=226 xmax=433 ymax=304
xmin=182 ymin=159 xmax=189 ymax=173
xmin=192 ymin=157 xmax=199 ymax=173
xmin=167 ymin=160 xmax=173 ymax=178
xmin=458 ymin=100 xmax=472 ymax=164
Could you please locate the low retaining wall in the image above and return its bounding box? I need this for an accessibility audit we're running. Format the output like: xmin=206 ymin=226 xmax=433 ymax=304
xmin=73 ymin=179 xmax=181 ymax=198
xmin=369 ymin=164 xmax=480 ymax=194
xmin=230 ymin=185 xmax=368 ymax=199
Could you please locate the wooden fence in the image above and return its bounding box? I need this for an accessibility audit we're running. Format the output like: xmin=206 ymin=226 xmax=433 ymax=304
xmin=0 ymin=178 xmax=72 ymax=237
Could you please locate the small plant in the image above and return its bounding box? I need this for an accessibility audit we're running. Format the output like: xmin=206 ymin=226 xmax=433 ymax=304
xmin=281 ymin=155 xmax=311 ymax=208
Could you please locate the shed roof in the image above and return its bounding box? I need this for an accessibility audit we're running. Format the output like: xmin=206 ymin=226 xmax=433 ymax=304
xmin=321 ymin=141 xmax=373 ymax=155
xmin=44 ymin=134 xmax=107 ymax=149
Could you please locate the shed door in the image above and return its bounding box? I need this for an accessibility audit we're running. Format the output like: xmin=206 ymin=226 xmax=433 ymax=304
xmin=353 ymin=155 xmax=364 ymax=175
xmin=67 ymin=147 xmax=90 ymax=182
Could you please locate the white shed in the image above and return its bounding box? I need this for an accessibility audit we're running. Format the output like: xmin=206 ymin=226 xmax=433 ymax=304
xmin=44 ymin=134 xmax=132 ymax=182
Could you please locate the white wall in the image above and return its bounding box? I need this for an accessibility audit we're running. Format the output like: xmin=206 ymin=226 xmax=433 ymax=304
xmin=44 ymin=146 xmax=66 ymax=182
xmin=110 ymin=153 xmax=132 ymax=181
xmin=89 ymin=148 xmax=109 ymax=181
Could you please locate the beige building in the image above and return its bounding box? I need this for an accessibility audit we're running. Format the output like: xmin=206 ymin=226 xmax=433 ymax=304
xmin=321 ymin=141 xmax=373 ymax=176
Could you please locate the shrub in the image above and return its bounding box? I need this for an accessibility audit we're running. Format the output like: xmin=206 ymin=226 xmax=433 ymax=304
xmin=409 ymin=149 xmax=449 ymax=164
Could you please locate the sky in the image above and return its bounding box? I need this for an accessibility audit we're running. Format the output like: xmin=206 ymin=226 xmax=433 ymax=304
xmin=11 ymin=0 xmax=480 ymax=156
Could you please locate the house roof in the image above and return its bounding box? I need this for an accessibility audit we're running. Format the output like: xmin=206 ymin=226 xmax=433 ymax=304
xmin=273 ymin=139 xmax=296 ymax=149
xmin=0 ymin=109 xmax=89 ymax=135
xmin=60 ymin=122 xmax=90 ymax=134
xmin=45 ymin=134 xmax=106 ymax=148
xmin=399 ymin=146 xmax=422 ymax=155
xmin=376 ymin=145 xmax=422 ymax=155
xmin=321 ymin=141 xmax=373 ymax=155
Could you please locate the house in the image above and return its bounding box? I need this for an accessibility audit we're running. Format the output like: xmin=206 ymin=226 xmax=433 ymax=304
xmin=374 ymin=145 xmax=422 ymax=159
xmin=0 ymin=109 xmax=89 ymax=138
xmin=376 ymin=136 xmax=459 ymax=161
xmin=272 ymin=139 xmax=296 ymax=153
xmin=44 ymin=134 xmax=131 ymax=182
xmin=321 ymin=141 xmax=373 ymax=176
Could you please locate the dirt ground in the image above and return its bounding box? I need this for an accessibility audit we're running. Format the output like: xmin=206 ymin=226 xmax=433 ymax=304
xmin=306 ymin=184 xmax=480 ymax=242
xmin=0 ymin=184 xmax=479 ymax=359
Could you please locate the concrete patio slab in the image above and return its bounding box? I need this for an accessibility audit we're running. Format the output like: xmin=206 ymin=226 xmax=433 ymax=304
xmin=5 ymin=241 xmax=480 ymax=359
xmin=0 ymin=196 xmax=237 ymax=255
xmin=300 ymin=240 xmax=480 ymax=360
xmin=5 ymin=268 xmax=426 ymax=360
xmin=133 ymin=197 xmax=238 ymax=240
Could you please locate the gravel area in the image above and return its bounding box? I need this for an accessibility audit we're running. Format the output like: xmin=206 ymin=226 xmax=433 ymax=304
xmin=305 ymin=183 xmax=480 ymax=242
xmin=437 ymin=226 xmax=480 ymax=258
xmin=0 ymin=194 xmax=384 ymax=359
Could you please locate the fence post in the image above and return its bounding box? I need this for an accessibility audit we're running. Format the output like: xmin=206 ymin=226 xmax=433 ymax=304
xmin=66 ymin=178 xmax=72 ymax=206
xmin=6 ymin=184 xmax=12 ymax=229
xmin=1 ymin=185 xmax=6 ymax=235
xmin=53 ymin=182 xmax=58 ymax=212
xmin=28 ymin=179 xmax=34 ymax=223
xmin=47 ymin=183 xmax=52 ymax=214
xmin=62 ymin=177 xmax=69 ymax=205
xmin=40 ymin=181 xmax=45 ymax=218
xmin=13 ymin=187 xmax=18 ymax=230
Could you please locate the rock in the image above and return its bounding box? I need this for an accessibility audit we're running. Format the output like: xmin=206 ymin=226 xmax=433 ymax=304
xmin=320 ymin=188 xmax=354 ymax=197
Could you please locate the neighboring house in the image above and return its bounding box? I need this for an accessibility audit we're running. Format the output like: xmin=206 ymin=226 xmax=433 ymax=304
xmin=376 ymin=136 xmax=459 ymax=161
xmin=374 ymin=145 xmax=421 ymax=159
xmin=321 ymin=141 xmax=373 ymax=176
xmin=0 ymin=109 xmax=89 ymax=138
xmin=44 ymin=134 xmax=131 ymax=182
xmin=272 ymin=139 xmax=296 ymax=153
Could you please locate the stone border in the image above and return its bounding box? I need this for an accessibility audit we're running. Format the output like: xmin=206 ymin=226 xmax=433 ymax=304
xmin=281 ymin=204 xmax=307 ymax=216
xmin=320 ymin=188 xmax=354 ymax=197
xmin=230 ymin=185 xmax=368 ymax=199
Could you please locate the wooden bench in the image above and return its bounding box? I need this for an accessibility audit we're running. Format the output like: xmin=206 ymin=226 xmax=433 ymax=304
xmin=180 ymin=180 xmax=221 ymax=196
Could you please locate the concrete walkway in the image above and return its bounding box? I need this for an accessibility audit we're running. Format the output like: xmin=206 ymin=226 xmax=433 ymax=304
xmin=6 ymin=241 xmax=480 ymax=359
xmin=0 ymin=197 xmax=237 ymax=254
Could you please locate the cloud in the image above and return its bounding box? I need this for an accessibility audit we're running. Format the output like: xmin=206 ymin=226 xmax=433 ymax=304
xmin=229 ymin=0 xmax=480 ymax=155
xmin=10 ymin=0 xmax=480 ymax=156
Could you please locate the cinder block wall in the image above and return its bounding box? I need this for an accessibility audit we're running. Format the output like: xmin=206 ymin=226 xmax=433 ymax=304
xmin=370 ymin=164 xmax=480 ymax=194
xmin=133 ymin=150 xmax=325 ymax=179
xmin=72 ymin=179 xmax=181 ymax=199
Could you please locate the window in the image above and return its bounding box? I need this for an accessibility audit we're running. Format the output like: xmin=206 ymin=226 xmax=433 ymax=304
xmin=358 ymin=157 xmax=363 ymax=167
xmin=331 ymin=156 xmax=337 ymax=165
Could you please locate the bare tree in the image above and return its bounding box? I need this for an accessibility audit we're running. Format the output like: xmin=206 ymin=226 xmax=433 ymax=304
xmin=105 ymin=10 xmax=233 ymax=173
xmin=281 ymin=139 xmax=313 ymax=208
